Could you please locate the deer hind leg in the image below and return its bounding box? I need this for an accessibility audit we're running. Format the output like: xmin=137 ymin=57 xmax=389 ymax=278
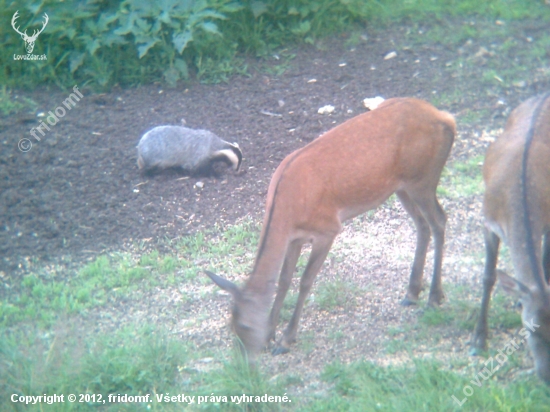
xmin=268 ymin=239 xmax=304 ymax=342
xmin=272 ymin=234 xmax=335 ymax=355
xmin=411 ymin=190 xmax=447 ymax=306
xmin=397 ymin=190 xmax=431 ymax=306
xmin=471 ymin=228 xmax=500 ymax=355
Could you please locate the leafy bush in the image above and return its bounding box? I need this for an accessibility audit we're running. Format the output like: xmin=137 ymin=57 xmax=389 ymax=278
xmin=3 ymin=0 xmax=550 ymax=89
xmin=2 ymin=0 xmax=243 ymax=89
xmin=1 ymin=0 xmax=379 ymax=88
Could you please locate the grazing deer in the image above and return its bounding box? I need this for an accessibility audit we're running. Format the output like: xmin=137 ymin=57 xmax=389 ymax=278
xmin=207 ymin=98 xmax=455 ymax=359
xmin=471 ymin=93 xmax=550 ymax=384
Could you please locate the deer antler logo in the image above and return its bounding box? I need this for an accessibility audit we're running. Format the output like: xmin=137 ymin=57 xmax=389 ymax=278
xmin=12 ymin=11 xmax=49 ymax=54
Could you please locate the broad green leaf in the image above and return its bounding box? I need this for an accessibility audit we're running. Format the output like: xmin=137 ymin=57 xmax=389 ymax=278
xmin=200 ymin=22 xmax=220 ymax=35
xmin=174 ymin=58 xmax=189 ymax=79
xmin=288 ymin=6 xmax=299 ymax=15
xmin=159 ymin=11 xmax=172 ymax=24
xmin=291 ymin=20 xmax=311 ymax=35
xmin=163 ymin=67 xmax=179 ymax=87
xmin=135 ymin=18 xmax=152 ymax=33
xmin=98 ymin=13 xmax=119 ymax=32
xmin=103 ymin=33 xmax=127 ymax=47
xmin=114 ymin=12 xmax=137 ymax=35
xmin=86 ymin=39 xmax=101 ymax=55
xmin=221 ymin=2 xmax=244 ymax=13
xmin=69 ymin=52 xmax=86 ymax=73
xmin=188 ymin=10 xmax=226 ymax=27
xmin=172 ymin=31 xmax=193 ymax=54
xmin=250 ymin=1 xmax=268 ymax=17
xmin=137 ymin=38 xmax=160 ymax=58
xmin=63 ymin=27 xmax=77 ymax=40
xmin=193 ymin=0 xmax=208 ymax=13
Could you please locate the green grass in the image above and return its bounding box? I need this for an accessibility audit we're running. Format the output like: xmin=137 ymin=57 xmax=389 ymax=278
xmin=1 ymin=323 xmax=194 ymax=412
xmin=315 ymin=280 xmax=360 ymax=311
xmin=0 ymin=211 xmax=540 ymax=411
xmin=380 ymin=282 xmax=522 ymax=358
xmin=1 ymin=323 xmax=289 ymax=412
xmin=1 ymin=254 xmax=147 ymax=328
xmin=0 ymin=86 xmax=37 ymax=115
xmin=1 ymin=218 xmax=259 ymax=328
xmin=439 ymin=156 xmax=485 ymax=198
xmin=302 ymin=358 xmax=550 ymax=412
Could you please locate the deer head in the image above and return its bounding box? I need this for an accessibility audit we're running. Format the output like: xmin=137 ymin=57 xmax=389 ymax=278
xmin=12 ymin=11 xmax=49 ymax=54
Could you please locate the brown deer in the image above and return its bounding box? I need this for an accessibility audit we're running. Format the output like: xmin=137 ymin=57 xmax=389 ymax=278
xmin=471 ymin=93 xmax=550 ymax=384
xmin=206 ymin=98 xmax=455 ymax=360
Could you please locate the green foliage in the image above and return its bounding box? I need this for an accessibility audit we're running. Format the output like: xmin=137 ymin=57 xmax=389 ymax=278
xmin=306 ymin=359 xmax=550 ymax=411
xmin=419 ymin=306 xmax=455 ymax=327
xmin=0 ymin=86 xmax=37 ymax=115
xmin=4 ymin=0 xmax=549 ymax=89
xmin=315 ymin=279 xmax=359 ymax=311
xmin=3 ymin=0 xmax=242 ymax=89
xmin=0 ymin=219 xmax=259 ymax=328
xmin=0 ymin=324 xmax=194 ymax=412
xmin=198 ymin=350 xmax=288 ymax=411
xmin=439 ymin=156 xmax=484 ymax=198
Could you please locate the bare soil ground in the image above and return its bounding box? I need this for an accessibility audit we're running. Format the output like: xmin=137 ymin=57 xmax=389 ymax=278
xmin=2 ymin=17 xmax=550 ymax=396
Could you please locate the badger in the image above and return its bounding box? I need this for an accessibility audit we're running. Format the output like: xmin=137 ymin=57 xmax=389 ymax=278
xmin=137 ymin=125 xmax=242 ymax=175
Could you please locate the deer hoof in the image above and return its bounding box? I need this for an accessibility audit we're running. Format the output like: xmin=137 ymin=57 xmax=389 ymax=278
xmin=469 ymin=346 xmax=485 ymax=357
xmin=271 ymin=345 xmax=290 ymax=356
xmin=400 ymin=297 xmax=418 ymax=306
xmin=427 ymin=296 xmax=444 ymax=307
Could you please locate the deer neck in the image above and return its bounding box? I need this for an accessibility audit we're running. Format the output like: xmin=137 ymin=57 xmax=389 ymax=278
xmin=244 ymin=224 xmax=291 ymax=299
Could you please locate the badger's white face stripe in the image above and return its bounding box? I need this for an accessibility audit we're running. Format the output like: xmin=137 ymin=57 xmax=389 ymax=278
xmin=215 ymin=149 xmax=240 ymax=170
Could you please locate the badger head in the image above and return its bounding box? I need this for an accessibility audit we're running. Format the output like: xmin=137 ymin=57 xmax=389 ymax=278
xmin=213 ymin=142 xmax=243 ymax=171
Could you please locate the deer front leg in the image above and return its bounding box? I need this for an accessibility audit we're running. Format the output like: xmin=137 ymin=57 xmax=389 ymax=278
xmin=471 ymin=228 xmax=500 ymax=355
xmin=273 ymin=235 xmax=335 ymax=355
xmin=268 ymin=240 xmax=303 ymax=342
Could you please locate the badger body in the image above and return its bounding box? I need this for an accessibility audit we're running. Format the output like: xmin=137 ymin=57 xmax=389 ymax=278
xmin=137 ymin=125 xmax=242 ymax=175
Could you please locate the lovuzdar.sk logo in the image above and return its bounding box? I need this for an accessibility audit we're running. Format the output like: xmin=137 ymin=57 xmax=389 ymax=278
xmin=12 ymin=10 xmax=48 ymax=61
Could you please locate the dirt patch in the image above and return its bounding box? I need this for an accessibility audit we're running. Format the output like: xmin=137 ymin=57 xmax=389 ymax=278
xmin=3 ymin=19 xmax=548 ymax=273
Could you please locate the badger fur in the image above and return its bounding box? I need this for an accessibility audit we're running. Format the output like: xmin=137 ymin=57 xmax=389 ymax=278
xmin=137 ymin=125 xmax=242 ymax=175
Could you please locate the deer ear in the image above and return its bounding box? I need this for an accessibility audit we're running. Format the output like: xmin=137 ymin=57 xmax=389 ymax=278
xmin=205 ymin=270 xmax=241 ymax=299
xmin=497 ymin=270 xmax=531 ymax=298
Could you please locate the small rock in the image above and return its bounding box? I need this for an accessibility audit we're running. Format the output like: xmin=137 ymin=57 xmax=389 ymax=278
xmin=513 ymin=80 xmax=526 ymax=88
xmin=307 ymin=79 xmax=317 ymax=83
xmin=473 ymin=47 xmax=492 ymax=59
xmin=318 ymin=105 xmax=335 ymax=115
xmin=195 ymin=181 xmax=204 ymax=189
xmin=363 ymin=96 xmax=385 ymax=110
xmin=384 ymin=51 xmax=397 ymax=60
